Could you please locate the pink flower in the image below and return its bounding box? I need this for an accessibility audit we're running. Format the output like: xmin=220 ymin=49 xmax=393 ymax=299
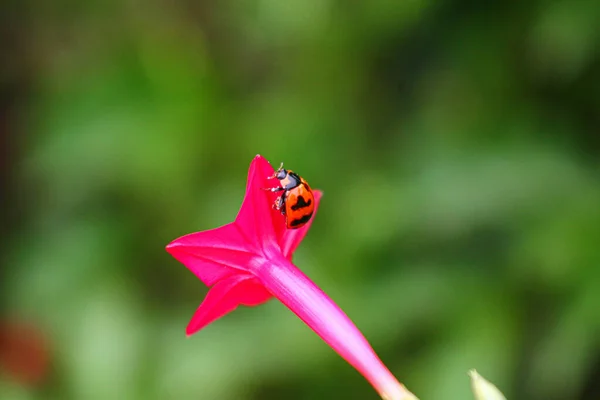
xmin=166 ymin=155 xmax=417 ymax=400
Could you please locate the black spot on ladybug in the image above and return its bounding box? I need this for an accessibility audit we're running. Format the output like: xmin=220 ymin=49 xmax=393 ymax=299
xmin=290 ymin=213 xmax=313 ymax=227
xmin=290 ymin=195 xmax=312 ymax=211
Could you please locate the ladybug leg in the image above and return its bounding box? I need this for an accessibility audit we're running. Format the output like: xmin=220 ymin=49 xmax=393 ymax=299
xmin=262 ymin=186 xmax=286 ymax=194
xmin=261 ymin=186 xmax=287 ymax=215
xmin=275 ymin=195 xmax=285 ymax=213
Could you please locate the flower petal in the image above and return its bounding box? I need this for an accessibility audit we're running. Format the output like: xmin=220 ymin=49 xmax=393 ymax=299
xmin=186 ymin=274 xmax=272 ymax=336
xmin=280 ymin=190 xmax=323 ymax=259
xmin=469 ymin=370 xmax=506 ymax=400
xmin=166 ymin=223 xmax=257 ymax=286
xmin=234 ymin=155 xmax=285 ymax=254
xmin=237 ymin=278 xmax=273 ymax=306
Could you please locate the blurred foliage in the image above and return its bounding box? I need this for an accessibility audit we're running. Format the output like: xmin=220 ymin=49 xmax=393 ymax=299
xmin=1 ymin=0 xmax=600 ymax=399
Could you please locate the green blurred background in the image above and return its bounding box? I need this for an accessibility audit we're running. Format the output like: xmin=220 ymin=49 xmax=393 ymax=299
xmin=1 ymin=0 xmax=600 ymax=399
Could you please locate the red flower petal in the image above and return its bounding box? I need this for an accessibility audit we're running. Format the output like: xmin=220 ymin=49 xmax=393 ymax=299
xmin=280 ymin=190 xmax=323 ymax=259
xmin=186 ymin=274 xmax=272 ymax=336
xmin=166 ymin=223 xmax=257 ymax=286
xmin=235 ymin=155 xmax=285 ymax=255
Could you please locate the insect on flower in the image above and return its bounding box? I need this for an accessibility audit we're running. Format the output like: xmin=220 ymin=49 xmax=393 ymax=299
xmin=166 ymin=155 xmax=418 ymax=400
xmin=263 ymin=162 xmax=315 ymax=229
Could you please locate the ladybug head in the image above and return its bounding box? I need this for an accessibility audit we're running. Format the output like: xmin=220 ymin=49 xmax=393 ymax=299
xmin=271 ymin=162 xmax=287 ymax=180
xmin=275 ymin=169 xmax=287 ymax=180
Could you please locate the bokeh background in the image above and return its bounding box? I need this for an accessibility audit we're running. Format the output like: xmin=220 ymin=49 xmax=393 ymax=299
xmin=1 ymin=0 xmax=600 ymax=399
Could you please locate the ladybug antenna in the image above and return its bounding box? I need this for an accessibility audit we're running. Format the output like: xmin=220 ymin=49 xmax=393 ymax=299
xmin=267 ymin=162 xmax=284 ymax=179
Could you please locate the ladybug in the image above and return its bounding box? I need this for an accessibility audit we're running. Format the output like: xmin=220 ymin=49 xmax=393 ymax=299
xmin=263 ymin=162 xmax=315 ymax=229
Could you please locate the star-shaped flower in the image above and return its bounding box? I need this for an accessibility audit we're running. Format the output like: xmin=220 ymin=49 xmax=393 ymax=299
xmin=166 ymin=155 xmax=417 ymax=400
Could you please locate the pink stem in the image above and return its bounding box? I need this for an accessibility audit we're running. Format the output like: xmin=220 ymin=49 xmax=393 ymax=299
xmin=256 ymin=254 xmax=416 ymax=399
